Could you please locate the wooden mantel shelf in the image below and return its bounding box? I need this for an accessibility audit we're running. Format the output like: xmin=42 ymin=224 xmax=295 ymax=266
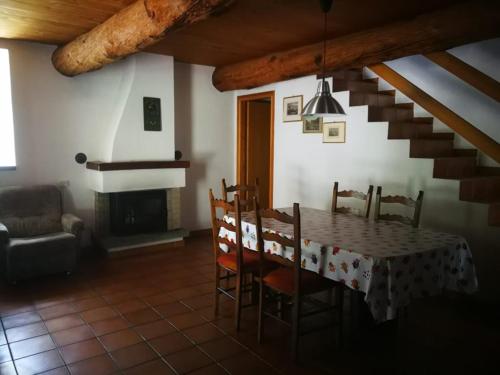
xmin=86 ymin=160 xmax=190 ymax=171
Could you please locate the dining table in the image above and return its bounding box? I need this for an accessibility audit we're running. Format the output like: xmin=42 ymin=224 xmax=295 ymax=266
xmin=218 ymin=207 xmax=478 ymax=322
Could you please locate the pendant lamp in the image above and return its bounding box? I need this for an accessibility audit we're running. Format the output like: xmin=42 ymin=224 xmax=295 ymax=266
xmin=302 ymin=0 xmax=345 ymax=120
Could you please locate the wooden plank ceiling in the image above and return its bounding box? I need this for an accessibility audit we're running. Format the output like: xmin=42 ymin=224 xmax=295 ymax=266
xmin=0 ymin=0 xmax=464 ymax=67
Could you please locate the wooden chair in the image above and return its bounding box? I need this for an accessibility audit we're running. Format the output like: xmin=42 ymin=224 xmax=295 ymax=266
xmin=374 ymin=186 xmax=424 ymax=227
xmin=222 ymin=178 xmax=260 ymax=211
xmin=209 ymin=189 xmax=260 ymax=331
xmin=331 ymin=182 xmax=374 ymax=218
xmin=255 ymin=201 xmax=343 ymax=362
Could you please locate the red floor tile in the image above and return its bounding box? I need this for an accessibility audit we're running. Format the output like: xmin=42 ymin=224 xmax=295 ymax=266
xmin=59 ymin=338 xmax=105 ymax=364
xmin=114 ymin=299 xmax=147 ymax=315
xmin=51 ymin=325 xmax=95 ymax=347
xmin=80 ymin=307 xmax=118 ymax=324
xmin=199 ymin=336 xmax=247 ymax=361
xmin=149 ymin=332 xmax=194 ymax=356
xmin=9 ymin=334 xmax=55 ymax=359
xmin=38 ymin=303 xmax=76 ymax=321
xmin=90 ymin=316 xmax=131 ymax=336
xmin=5 ymin=322 xmax=48 ymax=343
xmin=167 ymin=311 xmax=207 ymax=330
xmin=143 ymin=293 xmax=176 ymax=307
xmin=188 ymin=364 xmax=230 ymax=375
xmin=110 ymin=342 xmax=158 ymax=370
xmin=0 ymin=344 xmax=12 ymax=363
xmin=72 ymin=297 xmax=107 ymax=313
xmin=2 ymin=312 xmax=42 ymax=329
xmin=67 ymin=353 xmax=117 ymax=375
xmin=155 ymin=302 xmax=192 ymax=317
xmin=14 ymin=349 xmax=64 ymax=375
xmin=164 ymin=346 xmax=213 ymax=374
xmin=134 ymin=320 xmax=176 ymax=340
xmin=124 ymin=308 xmax=161 ymax=325
xmin=121 ymin=359 xmax=175 ymax=375
xmin=38 ymin=366 xmax=70 ymax=375
xmin=183 ymin=323 xmax=225 ymax=344
xmin=100 ymin=329 xmax=142 ymax=352
xmin=45 ymin=315 xmax=84 ymax=333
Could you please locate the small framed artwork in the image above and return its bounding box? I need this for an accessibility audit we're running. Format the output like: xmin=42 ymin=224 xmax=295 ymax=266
xmin=283 ymin=95 xmax=303 ymax=122
xmin=303 ymin=117 xmax=323 ymax=133
xmin=323 ymin=121 xmax=346 ymax=143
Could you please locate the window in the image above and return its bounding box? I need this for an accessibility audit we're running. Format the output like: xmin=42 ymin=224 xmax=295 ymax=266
xmin=0 ymin=48 xmax=16 ymax=169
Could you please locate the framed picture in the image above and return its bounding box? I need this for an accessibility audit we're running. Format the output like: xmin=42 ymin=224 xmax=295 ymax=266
xmin=303 ymin=117 xmax=323 ymax=133
xmin=283 ymin=95 xmax=303 ymax=122
xmin=323 ymin=122 xmax=346 ymax=143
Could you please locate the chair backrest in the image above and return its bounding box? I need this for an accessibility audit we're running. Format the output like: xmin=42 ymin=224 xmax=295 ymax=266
xmin=0 ymin=185 xmax=63 ymax=237
xmin=209 ymin=189 xmax=244 ymax=270
xmin=374 ymin=186 xmax=424 ymax=227
xmin=222 ymin=178 xmax=260 ymax=211
xmin=331 ymin=182 xmax=374 ymax=218
xmin=254 ymin=200 xmax=302 ymax=293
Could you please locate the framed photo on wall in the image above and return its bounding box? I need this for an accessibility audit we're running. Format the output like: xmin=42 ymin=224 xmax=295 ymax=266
xmin=303 ymin=117 xmax=323 ymax=133
xmin=283 ymin=95 xmax=303 ymax=122
xmin=323 ymin=122 xmax=346 ymax=143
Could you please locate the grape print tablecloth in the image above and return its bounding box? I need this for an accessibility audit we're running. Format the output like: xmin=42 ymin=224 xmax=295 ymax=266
xmin=219 ymin=207 xmax=478 ymax=322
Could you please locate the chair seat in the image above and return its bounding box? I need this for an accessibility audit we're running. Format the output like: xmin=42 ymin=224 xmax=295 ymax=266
xmin=263 ymin=267 xmax=336 ymax=296
xmin=217 ymin=249 xmax=261 ymax=272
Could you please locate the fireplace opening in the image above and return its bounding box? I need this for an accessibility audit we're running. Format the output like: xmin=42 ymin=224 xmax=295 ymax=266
xmin=109 ymin=189 xmax=167 ymax=235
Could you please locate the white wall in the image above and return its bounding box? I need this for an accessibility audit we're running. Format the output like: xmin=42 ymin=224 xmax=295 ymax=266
xmin=0 ymin=40 xmax=176 ymax=243
xmin=232 ymin=40 xmax=500 ymax=298
xmin=174 ymin=62 xmax=235 ymax=231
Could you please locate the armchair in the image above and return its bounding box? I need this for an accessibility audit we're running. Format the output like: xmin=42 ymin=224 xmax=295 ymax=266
xmin=0 ymin=185 xmax=84 ymax=283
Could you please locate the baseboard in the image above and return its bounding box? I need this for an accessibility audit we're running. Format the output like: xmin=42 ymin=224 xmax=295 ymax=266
xmin=107 ymin=240 xmax=185 ymax=258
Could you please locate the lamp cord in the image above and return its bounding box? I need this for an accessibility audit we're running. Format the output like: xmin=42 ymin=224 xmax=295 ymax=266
xmin=322 ymin=10 xmax=327 ymax=81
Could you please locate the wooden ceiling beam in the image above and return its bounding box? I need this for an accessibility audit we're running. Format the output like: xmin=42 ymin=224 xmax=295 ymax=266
xmin=212 ymin=1 xmax=500 ymax=92
xmin=52 ymin=0 xmax=234 ymax=76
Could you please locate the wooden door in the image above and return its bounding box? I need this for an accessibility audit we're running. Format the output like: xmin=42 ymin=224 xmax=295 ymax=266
xmin=247 ymin=100 xmax=271 ymax=208
xmin=237 ymin=91 xmax=274 ymax=209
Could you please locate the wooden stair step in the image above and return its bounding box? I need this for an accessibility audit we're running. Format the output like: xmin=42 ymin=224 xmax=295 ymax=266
xmin=379 ymin=90 xmax=396 ymax=96
xmin=320 ymin=69 xmax=363 ymax=80
xmin=368 ymin=106 xmax=414 ymax=122
xmin=410 ymin=139 xmax=454 ymax=158
xmin=453 ymin=149 xmax=478 ymax=157
xmin=488 ymin=202 xmax=500 ymax=226
xmin=363 ymin=77 xmax=379 ymax=84
xmin=350 ymin=91 xmax=395 ymax=107
xmin=395 ymin=102 xmax=414 ymax=109
xmin=477 ymin=166 xmax=500 ymax=176
xmin=433 ymin=157 xmax=477 ymax=179
xmin=332 ymin=79 xmax=379 ymax=93
xmin=417 ymin=132 xmax=455 ymax=140
xmin=388 ymin=122 xmax=433 ymax=139
xmin=460 ymin=176 xmax=500 ymax=203
xmin=412 ymin=117 xmax=434 ymax=124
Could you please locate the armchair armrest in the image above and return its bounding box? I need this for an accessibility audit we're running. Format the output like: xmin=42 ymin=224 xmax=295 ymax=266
xmin=61 ymin=214 xmax=84 ymax=237
xmin=0 ymin=222 xmax=9 ymax=247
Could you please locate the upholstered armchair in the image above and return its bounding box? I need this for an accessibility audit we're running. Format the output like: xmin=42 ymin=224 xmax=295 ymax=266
xmin=0 ymin=185 xmax=84 ymax=283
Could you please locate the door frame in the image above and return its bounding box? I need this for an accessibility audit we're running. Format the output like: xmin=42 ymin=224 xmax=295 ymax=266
xmin=236 ymin=91 xmax=275 ymax=208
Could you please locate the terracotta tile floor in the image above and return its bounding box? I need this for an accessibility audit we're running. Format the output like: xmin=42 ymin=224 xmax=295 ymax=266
xmin=0 ymin=236 xmax=499 ymax=375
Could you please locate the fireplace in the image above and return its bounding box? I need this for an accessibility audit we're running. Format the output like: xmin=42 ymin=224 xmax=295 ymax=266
xmin=109 ymin=189 xmax=167 ymax=235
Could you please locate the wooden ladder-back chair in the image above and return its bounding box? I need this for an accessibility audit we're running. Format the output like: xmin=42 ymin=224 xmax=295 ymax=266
xmin=209 ymin=189 xmax=260 ymax=331
xmin=374 ymin=186 xmax=424 ymax=227
xmin=332 ymin=182 xmax=374 ymax=218
xmin=222 ymin=178 xmax=260 ymax=211
xmin=255 ymin=201 xmax=344 ymax=362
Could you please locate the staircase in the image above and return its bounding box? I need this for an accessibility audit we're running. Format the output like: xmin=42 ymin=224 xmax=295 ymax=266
xmin=327 ymin=69 xmax=500 ymax=226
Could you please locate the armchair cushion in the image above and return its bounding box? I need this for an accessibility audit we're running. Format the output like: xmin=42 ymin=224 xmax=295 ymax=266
xmin=0 ymin=185 xmax=62 ymax=237
xmin=0 ymin=222 xmax=8 ymax=246
xmin=62 ymin=214 xmax=84 ymax=237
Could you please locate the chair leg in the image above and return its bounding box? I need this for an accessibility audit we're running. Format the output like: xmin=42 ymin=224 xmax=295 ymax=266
xmin=257 ymin=281 xmax=265 ymax=343
xmin=336 ymin=286 xmax=344 ymax=347
xmin=214 ymin=264 xmax=221 ymax=317
xmin=235 ymin=271 xmax=243 ymax=331
xmin=251 ymin=273 xmax=259 ymax=306
xmin=291 ymin=295 xmax=301 ymax=363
